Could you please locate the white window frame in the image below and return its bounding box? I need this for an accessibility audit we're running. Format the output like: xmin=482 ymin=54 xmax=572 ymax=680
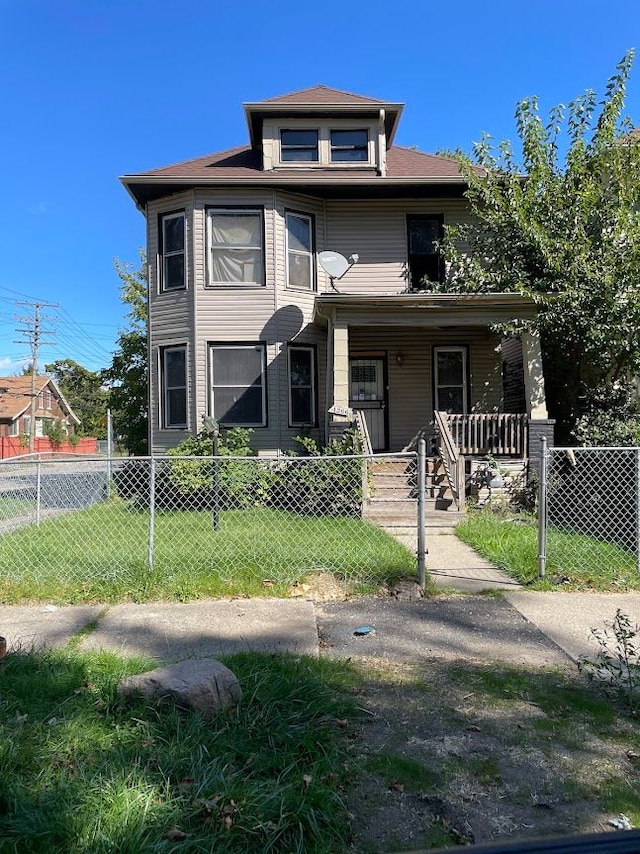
xmin=208 ymin=343 xmax=267 ymax=427
xmin=160 ymin=211 xmax=186 ymax=292
xmin=434 ymin=346 xmax=468 ymax=414
xmin=160 ymin=345 xmax=188 ymax=429
xmin=273 ymin=119 xmax=376 ymax=168
xmin=285 ymin=212 xmax=314 ymax=291
xmin=280 ymin=128 xmax=319 ymax=162
xmin=206 ymin=208 xmax=265 ymax=287
xmin=288 ymin=345 xmax=316 ymax=427
xmin=330 ymin=128 xmax=369 ymax=163
xmin=9 ymin=419 xmax=19 ymax=437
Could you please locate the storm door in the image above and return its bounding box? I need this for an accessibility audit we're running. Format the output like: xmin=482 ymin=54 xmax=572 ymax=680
xmin=349 ymin=357 xmax=387 ymax=451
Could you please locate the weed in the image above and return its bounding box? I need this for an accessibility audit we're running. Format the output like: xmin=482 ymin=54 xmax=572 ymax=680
xmin=578 ymin=609 xmax=640 ymax=713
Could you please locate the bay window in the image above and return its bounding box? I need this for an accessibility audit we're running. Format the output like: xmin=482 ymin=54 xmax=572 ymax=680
xmin=289 ymin=345 xmax=315 ymax=426
xmin=209 ymin=343 xmax=266 ymax=426
xmin=207 ymin=209 xmax=264 ymax=286
xmin=285 ymin=212 xmax=314 ymax=290
xmin=160 ymin=212 xmax=186 ymax=291
xmin=160 ymin=345 xmax=188 ymax=428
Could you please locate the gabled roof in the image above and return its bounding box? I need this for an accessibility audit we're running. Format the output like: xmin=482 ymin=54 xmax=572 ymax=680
xmin=243 ymin=84 xmax=404 ymax=148
xmin=0 ymin=376 xmax=80 ymax=424
xmin=122 ymin=145 xmax=482 ymax=208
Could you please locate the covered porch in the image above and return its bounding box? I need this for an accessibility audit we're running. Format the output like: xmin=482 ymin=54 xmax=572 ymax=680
xmin=314 ymin=292 xmax=553 ymax=461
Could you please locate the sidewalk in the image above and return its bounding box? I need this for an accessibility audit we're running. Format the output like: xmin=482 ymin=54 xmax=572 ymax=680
xmin=1 ymin=530 xmax=640 ymax=666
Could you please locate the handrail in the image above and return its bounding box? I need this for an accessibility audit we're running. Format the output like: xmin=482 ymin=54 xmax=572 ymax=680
xmin=446 ymin=413 xmax=528 ymax=456
xmin=434 ymin=410 xmax=464 ymax=510
xmin=353 ymin=409 xmax=373 ymax=457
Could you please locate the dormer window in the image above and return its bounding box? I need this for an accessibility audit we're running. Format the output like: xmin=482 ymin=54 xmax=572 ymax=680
xmin=330 ymin=129 xmax=368 ymax=162
xmin=270 ymin=121 xmax=377 ymax=169
xmin=280 ymin=129 xmax=319 ymax=162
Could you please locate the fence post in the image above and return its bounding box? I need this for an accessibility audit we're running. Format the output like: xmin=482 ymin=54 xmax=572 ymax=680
xmin=417 ymin=438 xmax=427 ymax=588
xmin=36 ymin=458 xmax=42 ymax=526
xmin=636 ymin=449 xmax=640 ymax=575
xmin=106 ymin=408 xmax=113 ymax=500
xmin=148 ymin=457 xmax=155 ymax=572
xmin=537 ymin=435 xmax=547 ymax=579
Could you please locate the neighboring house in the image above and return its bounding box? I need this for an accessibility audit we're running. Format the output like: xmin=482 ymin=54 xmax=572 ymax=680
xmin=121 ymin=85 xmax=553 ymax=467
xmin=0 ymin=375 xmax=80 ymax=439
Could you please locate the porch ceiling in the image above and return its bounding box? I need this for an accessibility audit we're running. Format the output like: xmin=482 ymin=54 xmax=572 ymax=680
xmin=314 ymin=292 xmax=540 ymax=327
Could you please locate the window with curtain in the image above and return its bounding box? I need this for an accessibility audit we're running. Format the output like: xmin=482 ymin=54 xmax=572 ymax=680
xmin=286 ymin=212 xmax=314 ymax=290
xmin=209 ymin=344 xmax=266 ymax=426
xmin=207 ymin=209 xmax=264 ymax=286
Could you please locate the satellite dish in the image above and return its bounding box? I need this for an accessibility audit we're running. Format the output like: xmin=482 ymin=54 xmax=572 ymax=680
xmin=318 ymin=251 xmax=350 ymax=280
xmin=318 ymin=251 xmax=359 ymax=292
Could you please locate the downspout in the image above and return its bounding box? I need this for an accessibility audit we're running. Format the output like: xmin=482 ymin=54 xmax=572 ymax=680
xmin=315 ymin=300 xmax=334 ymax=444
xmin=272 ymin=190 xmax=281 ymax=453
xmin=377 ymin=109 xmax=387 ymax=177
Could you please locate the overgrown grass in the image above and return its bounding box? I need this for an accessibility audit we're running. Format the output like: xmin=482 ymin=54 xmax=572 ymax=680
xmin=456 ymin=510 xmax=640 ymax=590
xmin=0 ymin=500 xmax=415 ymax=604
xmin=0 ymin=647 xmax=362 ymax=853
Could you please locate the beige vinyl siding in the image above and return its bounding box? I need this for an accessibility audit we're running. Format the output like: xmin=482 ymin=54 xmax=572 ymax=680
xmin=349 ymin=326 xmax=502 ymax=450
xmin=148 ymin=193 xmax=196 ymax=452
xmin=324 ymin=199 xmax=472 ymax=296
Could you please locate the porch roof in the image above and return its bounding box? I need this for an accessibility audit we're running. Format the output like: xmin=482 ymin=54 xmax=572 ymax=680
xmin=314 ymin=292 xmax=541 ymax=327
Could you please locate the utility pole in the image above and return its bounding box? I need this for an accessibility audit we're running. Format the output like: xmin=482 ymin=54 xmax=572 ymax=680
xmin=14 ymin=300 xmax=57 ymax=453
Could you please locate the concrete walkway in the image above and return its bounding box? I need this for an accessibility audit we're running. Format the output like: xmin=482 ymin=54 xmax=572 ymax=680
xmin=1 ymin=529 xmax=639 ymax=666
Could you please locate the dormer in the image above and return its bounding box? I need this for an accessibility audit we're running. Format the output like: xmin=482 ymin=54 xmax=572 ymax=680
xmin=243 ymin=85 xmax=404 ymax=177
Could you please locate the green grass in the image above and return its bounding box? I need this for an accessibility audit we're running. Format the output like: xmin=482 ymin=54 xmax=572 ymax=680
xmin=0 ymin=496 xmax=34 ymax=520
xmin=0 ymin=647 xmax=362 ymax=853
xmin=456 ymin=510 xmax=640 ymax=590
xmin=0 ymin=499 xmax=416 ymax=604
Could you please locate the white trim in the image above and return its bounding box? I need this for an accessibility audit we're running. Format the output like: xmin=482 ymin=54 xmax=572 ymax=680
xmin=161 ymin=211 xmax=186 ymax=292
xmin=434 ymin=345 xmax=468 ymax=414
xmin=273 ymin=119 xmax=378 ymax=169
xmin=160 ymin=344 xmax=188 ymax=429
xmin=208 ymin=343 xmax=267 ymax=427
xmin=205 ymin=208 xmax=265 ymax=287
xmin=285 ymin=211 xmax=314 ymax=291
xmin=288 ymin=345 xmax=316 ymax=427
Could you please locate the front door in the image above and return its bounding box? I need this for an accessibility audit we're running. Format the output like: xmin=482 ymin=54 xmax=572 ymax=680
xmin=349 ymin=357 xmax=387 ymax=451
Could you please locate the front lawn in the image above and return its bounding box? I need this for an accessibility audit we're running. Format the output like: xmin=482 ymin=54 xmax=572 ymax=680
xmin=456 ymin=510 xmax=640 ymax=590
xmin=0 ymin=500 xmax=416 ymax=604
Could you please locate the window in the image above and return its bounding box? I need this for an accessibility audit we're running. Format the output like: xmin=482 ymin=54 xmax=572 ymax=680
xmin=23 ymin=416 xmax=31 ymax=435
xmin=9 ymin=419 xmax=18 ymax=437
xmin=407 ymin=215 xmax=444 ymax=289
xmin=286 ymin=212 xmax=314 ymax=290
xmin=160 ymin=212 xmax=186 ymax=291
xmin=207 ymin=209 xmax=264 ymax=286
xmin=280 ymin=129 xmax=318 ymax=162
xmin=434 ymin=346 xmax=467 ymax=413
xmin=289 ymin=346 xmax=315 ymax=426
xmin=330 ymin=129 xmax=368 ymax=162
xmin=161 ymin=346 xmax=188 ymax=428
xmin=209 ymin=344 xmax=266 ymax=426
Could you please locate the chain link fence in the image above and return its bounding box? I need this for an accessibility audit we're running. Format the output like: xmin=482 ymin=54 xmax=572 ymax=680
xmin=0 ymin=453 xmax=419 ymax=600
xmin=540 ymin=445 xmax=640 ymax=579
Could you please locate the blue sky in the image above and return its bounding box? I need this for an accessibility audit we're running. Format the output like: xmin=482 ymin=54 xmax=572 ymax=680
xmin=1 ymin=0 xmax=639 ymax=374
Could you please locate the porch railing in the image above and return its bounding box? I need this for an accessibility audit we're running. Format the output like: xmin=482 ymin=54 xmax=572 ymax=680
xmin=446 ymin=413 xmax=528 ymax=456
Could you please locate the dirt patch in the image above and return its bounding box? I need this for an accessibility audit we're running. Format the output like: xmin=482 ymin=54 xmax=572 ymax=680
xmin=289 ymin=571 xmax=351 ymax=602
xmin=322 ymin=654 xmax=639 ymax=852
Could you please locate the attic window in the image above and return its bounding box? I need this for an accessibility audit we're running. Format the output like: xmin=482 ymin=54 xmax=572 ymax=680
xmin=280 ymin=129 xmax=318 ymax=162
xmin=330 ymin=129 xmax=368 ymax=162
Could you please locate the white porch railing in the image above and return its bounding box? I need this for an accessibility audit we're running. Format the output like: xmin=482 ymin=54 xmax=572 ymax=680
xmin=445 ymin=413 xmax=528 ymax=456
xmin=434 ymin=411 xmax=465 ymax=510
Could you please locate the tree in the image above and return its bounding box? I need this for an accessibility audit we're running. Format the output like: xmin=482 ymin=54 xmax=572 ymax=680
xmin=102 ymin=252 xmax=148 ymax=455
xmin=44 ymin=359 xmax=108 ymax=438
xmin=439 ymin=50 xmax=640 ymax=444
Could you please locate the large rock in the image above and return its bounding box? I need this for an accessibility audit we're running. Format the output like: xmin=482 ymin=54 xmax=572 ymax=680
xmin=118 ymin=659 xmax=241 ymax=716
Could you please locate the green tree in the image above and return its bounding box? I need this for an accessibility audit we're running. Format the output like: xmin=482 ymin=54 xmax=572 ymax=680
xmin=438 ymin=50 xmax=640 ymax=444
xmin=44 ymin=359 xmax=108 ymax=438
xmin=102 ymin=252 xmax=148 ymax=455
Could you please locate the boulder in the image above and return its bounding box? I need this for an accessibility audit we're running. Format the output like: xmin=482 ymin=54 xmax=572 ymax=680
xmin=118 ymin=659 xmax=241 ymax=716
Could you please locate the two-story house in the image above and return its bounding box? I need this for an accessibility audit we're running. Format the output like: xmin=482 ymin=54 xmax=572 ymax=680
xmin=121 ymin=85 xmax=553 ymax=470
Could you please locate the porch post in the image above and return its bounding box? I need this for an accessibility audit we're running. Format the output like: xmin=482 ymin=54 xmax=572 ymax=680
xmin=332 ymin=319 xmax=350 ymax=411
xmin=521 ymin=329 xmax=548 ymax=419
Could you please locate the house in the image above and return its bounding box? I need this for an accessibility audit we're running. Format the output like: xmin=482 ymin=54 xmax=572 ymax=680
xmin=121 ymin=85 xmax=553 ymax=479
xmin=0 ymin=375 xmax=80 ymax=441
